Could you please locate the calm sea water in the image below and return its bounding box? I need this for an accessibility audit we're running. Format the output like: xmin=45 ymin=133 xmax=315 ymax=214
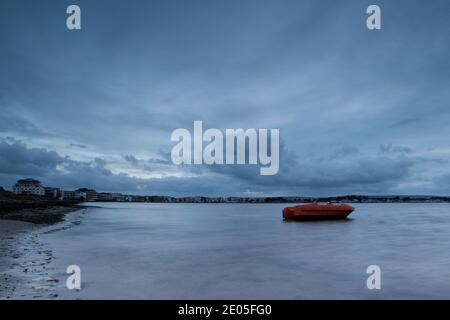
xmin=37 ymin=203 xmax=450 ymax=299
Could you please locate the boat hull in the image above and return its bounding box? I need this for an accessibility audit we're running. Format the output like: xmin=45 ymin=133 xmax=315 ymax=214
xmin=283 ymin=203 xmax=354 ymax=221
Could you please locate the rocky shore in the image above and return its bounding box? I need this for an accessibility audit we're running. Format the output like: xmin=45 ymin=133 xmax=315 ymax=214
xmin=0 ymin=200 xmax=82 ymax=224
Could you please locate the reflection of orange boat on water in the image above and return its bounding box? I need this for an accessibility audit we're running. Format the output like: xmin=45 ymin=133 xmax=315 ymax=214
xmin=283 ymin=203 xmax=354 ymax=221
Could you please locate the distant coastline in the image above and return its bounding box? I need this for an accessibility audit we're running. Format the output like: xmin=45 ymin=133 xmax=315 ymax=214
xmin=6 ymin=179 xmax=450 ymax=206
xmin=3 ymin=180 xmax=450 ymax=224
xmin=3 ymin=186 xmax=450 ymax=204
xmin=107 ymin=194 xmax=450 ymax=204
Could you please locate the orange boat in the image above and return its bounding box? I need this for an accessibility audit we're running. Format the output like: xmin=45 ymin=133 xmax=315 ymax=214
xmin=283 ymin=203 xmax=354 ymax=220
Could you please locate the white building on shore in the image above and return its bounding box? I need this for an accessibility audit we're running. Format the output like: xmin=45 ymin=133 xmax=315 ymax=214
xmin=13 ymin=179 xmax=45 ymax=196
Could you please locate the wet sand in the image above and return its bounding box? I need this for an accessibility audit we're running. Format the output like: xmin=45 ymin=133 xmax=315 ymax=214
xmin=0 ymin=207 xmax=86 ymax=299
xmin=0 ymin=220 xmax=38 ymax=299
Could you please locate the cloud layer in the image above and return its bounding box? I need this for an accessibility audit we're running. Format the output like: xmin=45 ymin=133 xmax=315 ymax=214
xmin=1 ymin=138 xmax=448 ymax=196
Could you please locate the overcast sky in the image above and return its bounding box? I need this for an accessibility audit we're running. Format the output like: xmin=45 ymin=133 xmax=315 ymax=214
xmin=1 ymin=0 xmax=450 ymax=196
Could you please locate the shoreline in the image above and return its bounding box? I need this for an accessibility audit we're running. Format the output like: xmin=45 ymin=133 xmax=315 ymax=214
xmin=0 ymin=201 xmax=85 ymax=298
xmin=0 ymin=205 xmax=87 ymax=299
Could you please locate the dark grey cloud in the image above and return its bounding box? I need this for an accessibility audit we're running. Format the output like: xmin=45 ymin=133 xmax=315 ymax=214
xmin=329 ymin=145 xmax=360 ymax=159
xmin=123 ymin=154 xmax=173 ymax=173
xmin=0 ymin=140 xmax=254 ymax=195
xmin=191 ymin=142 xmax=418 ymax=194
xmin=0 ymin=140 xmax=63 ymax=176
xmin=0 ymin=140 xmax=426 ymax=196
xmin=379 ymin=144 xmax=412 ymax=155
xmin=389 ymin=118 xmax=421 ymax=128
xmin=123 ymin=154 xmax=139 ymax=166
xmin=69 ymin=143 xmax=88 ymax=149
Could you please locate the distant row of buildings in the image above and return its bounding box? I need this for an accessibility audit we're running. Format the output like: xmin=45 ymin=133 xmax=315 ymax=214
xmin=12 ymin=178 xmax=128 ymax=201
xmin=10 ymin=180 xmax=254 ymax=203
xmin=11 ymin=179 xmax=237 ymax=203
